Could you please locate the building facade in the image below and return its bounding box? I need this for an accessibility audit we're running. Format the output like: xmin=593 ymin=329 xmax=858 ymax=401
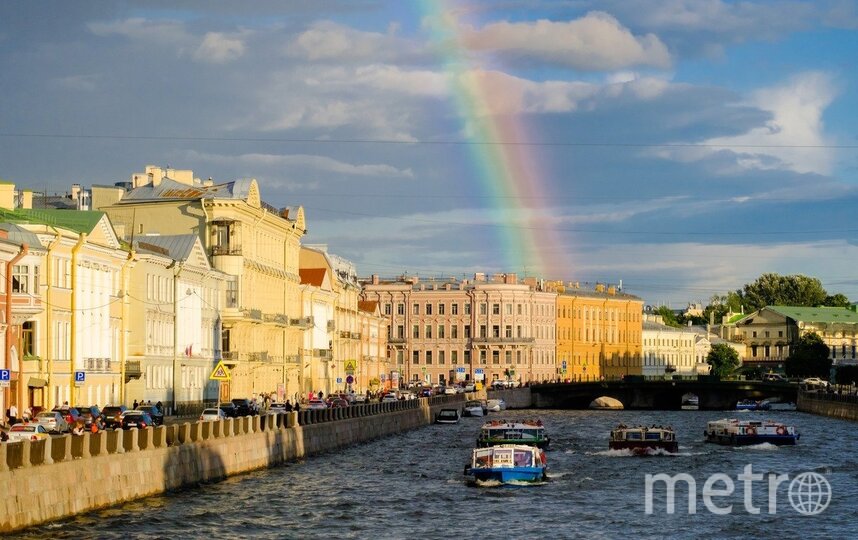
xmin=642 ymin=315 xmax=701 ymax=377
xmin=360 ymin=273 xmax=556 ymax=387
xmin=554 ymin=283 xmax=643 ymax=381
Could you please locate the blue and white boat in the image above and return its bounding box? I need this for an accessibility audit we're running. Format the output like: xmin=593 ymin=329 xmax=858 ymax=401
xmin=464 ymin=444 xmax=547 ymax=484
xmin=736 ymin=399 xmax=770 ymax=411
xmin=704 ymin=418 xmax=799 ymax=446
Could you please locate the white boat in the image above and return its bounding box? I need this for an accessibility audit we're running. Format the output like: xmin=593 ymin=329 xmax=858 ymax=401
xmin=680 ymin=394 xmax=699 ymax=410
xmin=486 ymin=398 xmax=507 ymax=412
xmin=435 ymin=408 xmax=461 ymax=424
xmin=704 ymin=418 xmax=799 ymax=446
xmin=463 ymin=400 xmax=485 ymax=417
xmin=477 ymin=419 xmax=550 ymax=449
xmin=464 ymin=444 xmax=547 ymax=484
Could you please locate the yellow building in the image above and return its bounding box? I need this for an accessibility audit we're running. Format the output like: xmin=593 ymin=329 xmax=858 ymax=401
xmin=97 ymin=165 xmax=306 ymax=402
xmin=554 ymin=283 xmax=644 ymax=381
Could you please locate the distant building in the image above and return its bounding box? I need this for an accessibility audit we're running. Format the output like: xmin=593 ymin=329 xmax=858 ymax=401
xmin=641 ymin=315 xmax=708 ymax=377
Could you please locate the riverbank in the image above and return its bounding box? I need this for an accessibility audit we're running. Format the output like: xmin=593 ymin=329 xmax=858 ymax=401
xmin=797 ymin=390 xmax=858 ymax=421
xmin=0 ymin=396 xmax=463 ymax=533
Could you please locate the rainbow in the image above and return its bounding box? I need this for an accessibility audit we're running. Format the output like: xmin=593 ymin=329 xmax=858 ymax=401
xmin=418 ymin=1 xmax=571 ymax=278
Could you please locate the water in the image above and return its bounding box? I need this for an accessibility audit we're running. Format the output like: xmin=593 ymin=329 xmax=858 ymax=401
xmin=13 ymin=410 xmax=857 ymax=539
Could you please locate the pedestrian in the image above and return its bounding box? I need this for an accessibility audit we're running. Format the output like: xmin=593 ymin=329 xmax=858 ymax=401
xmin=72 ymin=421 xmax=85 ymax=436
xmin=8 ymin=403 xmax=18 ymax=425
xmin=133 ymin=399 xmax=139 ymax=409
xmin=318 ymin=390 xmax=324 ymax=400
xmin=293 ymin=401 xmax=301 ymax=412
xmin=284 ymin=400 xmax=293 ymax=412
xmin=23 ymin=406 xmax=32 ymax=423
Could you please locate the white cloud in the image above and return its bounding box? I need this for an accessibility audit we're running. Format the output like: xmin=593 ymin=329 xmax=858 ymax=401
xmin=654 ymin=72 xmax=839 ymax=175
xmin=459 ymin=12 xmax=672 ymax=70
xmin=186 ymin=151 xmax=413 ymax=179
xmin=289 ymin=21 xmax=421 ymax=62
xmin=193 ymin=32 xmax=247 ymax=63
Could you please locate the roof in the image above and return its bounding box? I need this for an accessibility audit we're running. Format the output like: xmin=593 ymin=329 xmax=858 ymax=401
xmin=0 ymin=223 xmax=43 ymax=247
xmin=116 ymin=177 xmax=255 ymax=203
xmin=358 ymin=300 xmax=378 ymax=313
xmin=643 ymin=321 xmax=695 ymax=334
xmin=765 ymin=305 xmax=858 ymax=324
xmin=299 ymin=268 xmax=327 ymax=287
xmin=558 ymin=289 xmax=643 ymax=302
xmin=133 ymin=234 xmax=198 ymax=261
xmin=0 ymin=207 xmax=105 ymax=234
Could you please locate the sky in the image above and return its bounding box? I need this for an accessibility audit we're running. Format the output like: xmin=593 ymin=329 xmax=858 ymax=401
xmin=2 ymin=0 xmax=858 ymax=308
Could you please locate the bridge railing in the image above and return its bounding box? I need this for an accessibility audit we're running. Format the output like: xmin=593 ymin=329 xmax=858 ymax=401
xmin=800 ymin=389 xmax=858 ymax=405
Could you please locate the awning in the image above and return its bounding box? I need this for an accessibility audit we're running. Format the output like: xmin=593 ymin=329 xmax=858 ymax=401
xmin=27 ymin=377 xmax=47 ymax=388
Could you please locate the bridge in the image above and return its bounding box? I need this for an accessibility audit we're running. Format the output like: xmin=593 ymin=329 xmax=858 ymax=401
xmin=527 ymin=380 xmax=798 ymax=410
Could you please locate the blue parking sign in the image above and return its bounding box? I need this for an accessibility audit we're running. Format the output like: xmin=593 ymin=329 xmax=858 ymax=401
xmin=75 ymin=371 xmax=86 ymax=383
xmin=0 ymin=369 xmax=10 ymax=381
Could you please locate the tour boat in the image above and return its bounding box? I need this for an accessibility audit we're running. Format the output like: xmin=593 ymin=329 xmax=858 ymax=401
xmin=609 ymin=425 xmax=679 ymax=455
xmin=681 ymin=395 xmax=699 ymax=410
xmin=464 ymin=444 xmax=548 ymax=484
xmin=435 ymin=408 xmax=461 ymax=424
xmin=704 ymin=418 xmax=799 ymax=446
xmin=736 ymin=399 xmax=770 ymax=411
xmin=463 ymin=400 xmax=485 ymax=417
xmin=486 ymin=398 xmax=507 ymax=412
xmin=477 ymin=419 xmax=550 ymax=449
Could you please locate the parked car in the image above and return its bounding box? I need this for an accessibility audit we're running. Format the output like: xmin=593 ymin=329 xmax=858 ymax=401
xmin=381 ymin=393 xmax=399 ymax=403
xmin=801 ymin=377 xmax=828 ymax=387
xmin=135 ymin=405 xmax=164 ymax=426
xmin=444 ymin=386 xmax=458 ymax=395
xmin=464 ymin=383 xmax=476 ymax=392
xmin=326 ymin=397 xmax=350 ymax=408
xmin=230 ymin=398 xmax=257 ymax=416
xmin=119 ymin=410 xmax=154 ymax=430
xmin=52 ymin=406 xmax=81 ymax=426
xmin=199 ymin=408 xmax=226 ymax=422
xmin=306 ymin=399 xmax=328 ymax=410
xmin=35 ymin=411 xmax=69 ymax=433
xmin=101 ymin=405 xmax=127 ymax=429
xmin=7 ymin=423 xmax=50 ymax=442
xmin=762 ymin=373 xmax=787 ymax=382
xmin=219 ymin=402 xmax=239 ymax=418
xmin=418 ymin=387 xmax=433 ymax=398
xmin=76 ymin=406 xmax=102 ymax=429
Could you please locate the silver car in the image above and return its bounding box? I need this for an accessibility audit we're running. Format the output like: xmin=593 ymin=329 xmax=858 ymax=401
xmin=35 ymin=411 xmax=69 ymax=433
xmin=199 ymin=408 xmax=226 ymax=422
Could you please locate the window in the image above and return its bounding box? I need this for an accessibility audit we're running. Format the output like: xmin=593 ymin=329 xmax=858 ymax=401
xmin=492 ymin=304 xmax=500 ymax=315
xmin=397 ymin=325 xmax=405 ymax=339
xmin=438 ymin=325 xmax=445 ymax=338
xmin=505 ymin=351 xmax=512 ymax=364
xmin=451 ymin=303 xmax=458 ymax=315
xmin=397 ymin=303 xmax=404 ymax=315
xmin=517 ymin=304 xmax=523 ymax=315
xmin=464 ymin=350 xmax=471 ymax=364
xmin=425 ymin=303 xmax=433 ymax=315
xmin=413 ymin=303 xmax=419 ymax=315
xmin=451 ymin=325 xmax=458 ymax=339
xmin=505 ymin=325 xmax=513 ymax=338
xmin=12 ymin=265 xmax=28 ymax=293
xmin=425 ymin=325 xmax=432 ymax=339
xmin=778 ymin=330 xmax=783 ymax=338
xmin=506 ymin=304 xmax=512 ymax=315
xmin=413 ymin=351 xmax=420 ymax=364
xmin=22 ymin=321 xmax=35 ymax=357
xmin=464 ymin=325 xmax=471 ymax=338
xmin=412 ymin=325 xmax=419 ymax=339
xmin=479 ymin=325 xmax=487 ymax=338
xmin=480 ymin=350 xmax=487 ymax=365
xmin=464 ymin=303 xmax=471 ymax=315
xmin=492 ymin=351 xmax=500 ymax=364
xmin=226 ymin=280 xmax=237 ymax=308
xmin=451 ymin=351 xmax=458 ymax=364
xmin=438 ymin=303 xmax=445 ymax=315
xmin=492 ymin=325 xmax=500 ymax=338
xmin=384 ymin=303 xmax=392 ymax=315
xmin=426 ymin=351 xmax=433 ymax=365
xmin=480 ymin=303 xmax=487 ymax=315
xmin=438 ymin=350 xmax=445 ymax=365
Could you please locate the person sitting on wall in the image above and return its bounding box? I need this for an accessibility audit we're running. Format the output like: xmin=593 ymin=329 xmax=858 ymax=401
xmin=72 ymin=421 xmax=85 ymax=436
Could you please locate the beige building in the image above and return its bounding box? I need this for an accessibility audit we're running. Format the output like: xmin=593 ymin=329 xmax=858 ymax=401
xmin=734 ymin=306 xmax=858 ymax=368
xmin=553 ymin=283 xmax=643 ymax=381
xmin=96 ymin=165 xmax=306 ymax=401
xmin=360 ymin=273 xmax=556 ymax=387
xmin=642 ymin=315 xmax=702 ymax=377
xmin=124 ymin=235 xmax=228 ymax=413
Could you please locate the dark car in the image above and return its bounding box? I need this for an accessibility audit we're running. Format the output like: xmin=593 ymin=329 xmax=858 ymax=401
xmin=101 ymin=405 xmax=127 ymax=429
xmin=52 ymin=406 xmax=81 ymax=426
xmin=230 ymin=398 xmax=257 ymax=416
xmin=76 ymin=406 xmax=102 ymax=429
xmin=219 ymin=402 xmax=239 ymax=418
xmin=135 ymin=405 xmax=164 ymax=426
xmin=119 ymin=410 xmax=154 ymax=430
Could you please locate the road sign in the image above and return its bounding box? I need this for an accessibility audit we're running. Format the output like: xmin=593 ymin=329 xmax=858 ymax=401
xmin=474 ymin=368 xmax=485 ymax=381
xmin=346 ymin=375 xmax=354 ymax=384
xmin=209 ymin=360 xmax=231 ymax=381
xmin=74 ymin=371 xmax=85 ymax=386
xmin=344 ymin=359 xmax=357 ymax=372
xmin=562 ymin=360 xmax=567 ymax=368
xmin=456 ymin=367 xmax=466 ymax=373
xmin=336 ymin=377 xmax=343 ymax=384
xmin=0 ymin=369 xmax=10 ymax=381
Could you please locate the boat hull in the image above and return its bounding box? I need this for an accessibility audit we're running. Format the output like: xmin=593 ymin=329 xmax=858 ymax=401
xmin=467 ymin=466 xmax=546 ymax=484
xmin=608 ymin=441 xmax=679 ymax=454
xmin=705 ymin=433 xmax=798 ymax=446
xmin=463 ymin=408 xmax=484 ymax=417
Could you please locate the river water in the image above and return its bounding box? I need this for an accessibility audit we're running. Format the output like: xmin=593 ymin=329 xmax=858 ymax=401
xmin=12 ymin=409 xmax=857 ymax=540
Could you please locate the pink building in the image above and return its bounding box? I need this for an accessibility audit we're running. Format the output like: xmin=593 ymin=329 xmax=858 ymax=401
xmin=360 ymin=273 xmax=556 ymax=387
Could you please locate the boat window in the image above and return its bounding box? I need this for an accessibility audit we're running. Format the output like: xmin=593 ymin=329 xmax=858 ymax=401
xmin=645 ymin=432 xmax=661 ymax=440
xmin=626 ymin=431 xmax=643 ymax=440
xmin=514 ymin=450 xmax=531 ymax=467
xmin=493 ymin=449 xmax=514 ymax=466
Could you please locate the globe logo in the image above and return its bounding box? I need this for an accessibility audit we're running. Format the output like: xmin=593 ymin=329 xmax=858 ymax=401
xmin=788 ymin=472 xmax=831 ymax=515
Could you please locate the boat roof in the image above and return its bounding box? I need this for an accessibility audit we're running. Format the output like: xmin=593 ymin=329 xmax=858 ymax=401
xmin=473 ymin=444 xmax=541 ymax=453
xmin=481 ymin=420 xmax=544 ymax=429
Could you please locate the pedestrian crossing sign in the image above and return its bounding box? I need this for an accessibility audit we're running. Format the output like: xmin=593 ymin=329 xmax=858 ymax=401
xmin=209 ymin=360 xmax=231 ymax=381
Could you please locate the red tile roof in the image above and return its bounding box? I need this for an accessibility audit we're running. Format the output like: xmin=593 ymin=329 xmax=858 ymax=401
xmin=299 ymin=268 xmax=327 ymax=286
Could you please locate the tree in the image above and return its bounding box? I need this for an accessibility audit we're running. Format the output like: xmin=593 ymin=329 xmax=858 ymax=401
xmin=741 ymin=273 xmax=828 ymax=312
xmin=785 ymin=332 xmax=832 ymax=378
xmin=706 ymin=343 xmax=741 ymax=378
xmin=702 ymin=291 xmax=743 ymax=324
xmin=823 ymin=293 xmax=851 ymax=307
xmin=654 ymin=305 xmax=680 ymax=327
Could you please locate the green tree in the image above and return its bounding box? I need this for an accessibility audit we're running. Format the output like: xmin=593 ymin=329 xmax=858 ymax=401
xmin=784 ymin=332 xmax=832 ymax=378
xmin=706 ymin=343 xmax=741 ymax=378
xmin=740 ymin=273 xmax=828 ymax=312
xmin=654 ymin=305 xmax=680 ymax=327
xmin=702 ymin=291 xmax=743 ymax=324
xmin=823 ymin=293 xmax=851 ymax=307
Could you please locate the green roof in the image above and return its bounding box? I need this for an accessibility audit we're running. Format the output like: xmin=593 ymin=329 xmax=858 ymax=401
xmin=767 ymin=305 xmax=858 ymax=324
xmin=727 ymin=313 xmax=746 ymax=324
xmin=0 ymin=207 xmax=105 ymax=234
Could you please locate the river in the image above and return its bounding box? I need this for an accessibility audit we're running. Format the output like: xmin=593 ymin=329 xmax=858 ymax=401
xmin=11 ymin=409 xmax=856 ymax=539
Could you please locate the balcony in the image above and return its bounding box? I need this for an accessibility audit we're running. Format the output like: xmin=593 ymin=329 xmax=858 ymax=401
xmin=289 ymin=316 xmax=314 ymax=329
xmin=83 ymin=358 xmax=112 ymax=372
xmin=242 ymin=309 xmax=263 ymax=321
xmin=211 ymin=245 xmax=242 ymax=256
xmin=247 ymin=351 xmax=270 ymax=363
xmin=471 ymin=336 xmax=535 ymax=345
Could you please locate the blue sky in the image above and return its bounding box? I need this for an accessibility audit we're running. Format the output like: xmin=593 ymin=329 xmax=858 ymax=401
xmin=2 ymin=0 xmax=858 ymax=307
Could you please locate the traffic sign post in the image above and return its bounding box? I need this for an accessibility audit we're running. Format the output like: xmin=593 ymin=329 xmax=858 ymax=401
xmin=209 ymin=360 xmax=231 ymax=381
xmin=0 ymin=369 xmax=10 ymax=388
xmin=74 ymin=370 xmax=86 ymax=387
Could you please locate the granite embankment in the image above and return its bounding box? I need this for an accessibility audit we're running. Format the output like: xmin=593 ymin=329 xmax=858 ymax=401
xmin=798 ymin=390 xmax=858 ymax=421
xmin=0 ymin=395 xmax=464 ymax=533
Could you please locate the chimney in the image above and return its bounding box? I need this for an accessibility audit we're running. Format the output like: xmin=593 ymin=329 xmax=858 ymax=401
xmin=372 ymin=274 xmax=379 ymax=285
xmin=203 ymin=177 xmax=214 ymax=187
xmin=607 ymin=285 xmax=616 ymax=295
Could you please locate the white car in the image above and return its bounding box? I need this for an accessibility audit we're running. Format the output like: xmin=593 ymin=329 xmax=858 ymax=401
xmin=199 ymin=408 xmax=226 ymax=422
xmin=464 ymin=383 xmax=476 ymax=392
xmin=381 ymin=393 xmax=399 ymax=403
xmin=35 ymin=411 xmax=69 ymax=433
xmin=444 ymin=386 xmax=458 ymax=395
xmin=307 ymin=399 xmax=328 ymax=410
xmin=801 ymin=377 xmax=827 ymax=387
xmin=7 ymin=423 xmax=50 ymax=442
